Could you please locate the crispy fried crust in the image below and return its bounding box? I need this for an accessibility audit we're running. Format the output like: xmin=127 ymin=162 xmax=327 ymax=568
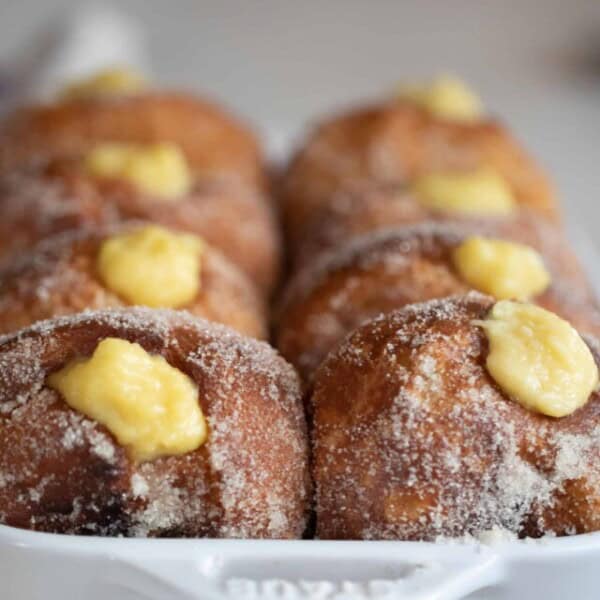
xmin=275 ymin=224 xmax=600 ymax=381
xmin=0 ymin=224 xmax=268 ymax=339
xmin=280 ymin=102 xmax=560 ymax=244
xmin=292 ymin=181 xmax=577 ymax=273
xmin=0 ymin=92 xmax=265 ymax=189
xmin=0 ymin=308 xmax=310 ymax=537
xmin=311 ymin=293 xmax=600 ymax=540
xmin=0 ymin=161 xmax=281 ymax=294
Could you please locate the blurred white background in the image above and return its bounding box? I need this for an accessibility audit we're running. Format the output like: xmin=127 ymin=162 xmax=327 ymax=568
xmin=1 ymin=0 xmax=599 ymax=241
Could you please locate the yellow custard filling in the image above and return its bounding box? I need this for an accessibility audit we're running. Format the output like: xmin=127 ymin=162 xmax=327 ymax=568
xmin=478 ymin=301 xmax=598 ymax=417
xmin=85 ymin=142 xmax=192 ymax=199
xmin=398 ymin=75 xmax=483 ymax=121
xmin=48 ymin=338 xmax=207 ymax=462
xmin=61 ymin=67 xmax=148 ymax=100
xmin=411 ymin=168 xmax=516 ymax=216
xmin=62 ymin=67 xmax=147 ymax=100
xmin=98 ymin=225 xmax=204 ymax=308
xmin=453 ymin=236 xmax=551 ymax=300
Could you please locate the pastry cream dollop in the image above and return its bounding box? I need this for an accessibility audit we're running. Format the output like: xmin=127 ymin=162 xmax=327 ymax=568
xmin=62 ymin=67 xmax=147 ymax=100
xmin=85 ymin=142 xmax=192 ymax=199
xmin=411 ymin=168 xmax=516 ymax=216
xmin=398 ymin=75 xmax=483 ymax=121
xmin=48 ymin=338 xmax=207 ymax=462
xmin=478 ymin=301 xmax=598 ymax=418
xmin=453 ymin=236 xmax=551 ymax=300
xmin=98 ymin=225 xmax=203 ymax=308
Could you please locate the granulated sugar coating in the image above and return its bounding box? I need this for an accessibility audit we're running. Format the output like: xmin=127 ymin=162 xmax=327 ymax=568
xmin=276 ymin=223 xmax=600 ymax=382
xmin=279 ymin=100 xmax=560 ymax=245
xmin=0 ymin=308 xmax=309 ymax=538
xmin=311 ymin=293 xmax=600 ymax=540
xmin=0 ymin=162 xmax=280 ymax=294
xmin=0 ymin=224 xmax=268 ymax=339
xmin=290 ymin=180 xmax=589 ymax=283
xmin=0 ymin=92 xmax=264 ymax=188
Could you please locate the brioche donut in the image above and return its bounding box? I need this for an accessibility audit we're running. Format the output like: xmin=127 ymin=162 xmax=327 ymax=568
xmin=0 ymin=308 xmax=309 ymax=537
xmin=292 ymin=181 xmax=578 ymax=273
xmin=276 ymin=224 xmax=599 ymax=381
xmin=0 ymin=161 xmax=280 ymax=294
xmin=0 ymin=92 xmax=264 ymax=189
xmin=311 ymin=294 xmax=600 ymax=540
xmin=280 ymin=100 xmax=559 ymax=244
xmin=0 ymin=224 xmax=267 ymax=339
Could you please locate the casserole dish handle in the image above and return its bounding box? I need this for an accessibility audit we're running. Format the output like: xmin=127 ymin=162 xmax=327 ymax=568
xmin=108 ymin=542 xmax=504 ymax=600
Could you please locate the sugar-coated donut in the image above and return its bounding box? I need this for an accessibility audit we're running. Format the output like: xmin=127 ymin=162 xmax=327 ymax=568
xmin=0 ymin=92 xmax=265 ymax=189
xmin=0 ymin=161 xmax=280 ymax=294
xmin=0 ymin=224 xmax=267 ymax=339
xmin=291 ymin=181 xmax=574 ymax=273
xmin=280 ymin=101 xmax=559 ymax=244
xmin=311 ymin=293 xmax=600 ymax=540
xmin=276 ymin=224 xmax=599 ymax=381
xmin=0 ymin=308 xmax=309 ymax=537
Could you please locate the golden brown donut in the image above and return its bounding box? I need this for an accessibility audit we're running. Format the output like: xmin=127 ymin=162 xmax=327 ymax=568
xmin=311 ymin=293 xmax=600 ymax=540
xmin=0 ymin=308 xmax=309 ymax=537
xmin=0 ymin=92 xmax=265 ymax=189
xmin=276 ymin=224 xmax=600 ymax=381
xmin=0 ymin=224 xmax=267 ymax=339
xmin=0 ymin=161 xmax=280 ymax=295
xmin=280 ymin=101 xmax=559 ymax=244
xmin=292 ymin=181 xmax=578 ymax=273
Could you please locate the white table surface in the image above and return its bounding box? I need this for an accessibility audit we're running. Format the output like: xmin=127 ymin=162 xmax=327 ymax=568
xmin=1 ymin=0 xmax=599 ymax=242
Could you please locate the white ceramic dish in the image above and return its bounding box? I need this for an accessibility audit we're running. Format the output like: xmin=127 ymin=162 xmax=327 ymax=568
xmin=2 ymin=525 xmax=600 ymax=600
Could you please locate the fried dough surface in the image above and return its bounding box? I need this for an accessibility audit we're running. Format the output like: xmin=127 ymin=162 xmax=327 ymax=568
xmin=0 ymin=225 xmax=268 ymax=339
xmin=276 ymin=224 xmax=600 ymax=380
xmin=311 ymin=294 xmax=600 ymax=540
xmin=281 ymin=102 xmax=559 ymax=243
xmin=0 ymin=308 xmax=309 ymax=537
xmin=292 ymin=181 xmax=574 ymax=274
xmin=0 ymin=164 xmax=280 ymax=294
xmin=0 ymin=92 xmax=265 ymax=189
